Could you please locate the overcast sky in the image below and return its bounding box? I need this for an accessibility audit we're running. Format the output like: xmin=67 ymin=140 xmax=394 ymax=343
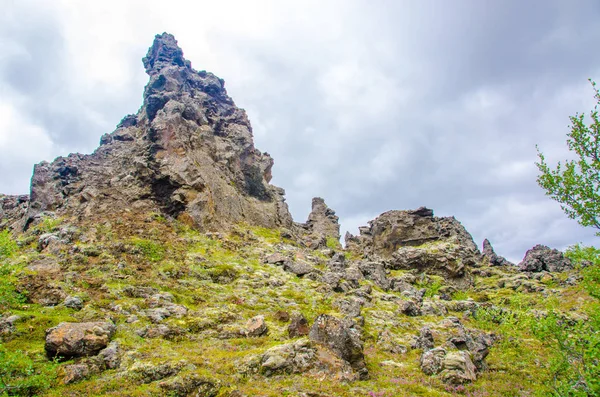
xmin=1 ymin=0 xmax=600 ymax=261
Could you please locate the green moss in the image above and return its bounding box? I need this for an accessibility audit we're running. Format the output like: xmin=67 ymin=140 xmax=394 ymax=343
xmin=249 ymin=226 xmax=281 ymax=244
xmin=131 ymin=238 xmax=166 ymax=262
xmin=325 ymin=236 xmax=341 ymax=250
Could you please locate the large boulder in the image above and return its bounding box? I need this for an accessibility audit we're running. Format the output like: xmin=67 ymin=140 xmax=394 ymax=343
xmin=309 ymin=314 xmax=368 ymax=379
xmin=45 ymin=322 xmax=116 ymax=359
xmin=420 ymin=348 xmax=477 ymax=385
xmin=345 ymin=208 xmax=480 ymax=289
xmin=518 ymin=245 xmax=572 ymax=272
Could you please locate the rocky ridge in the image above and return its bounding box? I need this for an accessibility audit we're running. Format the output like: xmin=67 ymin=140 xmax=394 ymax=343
xmin=0 ymin=33 xmax=589 ymax=397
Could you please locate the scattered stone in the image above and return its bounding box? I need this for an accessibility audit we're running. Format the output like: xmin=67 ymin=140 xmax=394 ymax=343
xmin=274 ymin=310 xmax=290 ymax=322
xmin=129 ymin=361 xmax=183 ymax=384
xmin=99 ymin=341 xmax=120 ymax=369
xmin=283 ymin=260 xmax=315 ymax=276
xmin=63 ymin=296 xmax=84 ymax=310
xmin=420 ymin=347 xmax=446 ymax=375
xmin=259 ymin=339 xmax=317 ymax=375
xmin=421 ymin=301 xmax=448 ymax=316
xmin=159 ymin=375 xmax=221 ymax=397
xmin=139 ymin=325 xmax=184 ymax=340
xmin=377 ymin=330 xmax=408 ymax=354
xmin=441 ymin=351 xmax=477 ymax=384
xmin=309 ymin=314 xmax=368 ymax=380
xmin=413 ymin=327 xmax=435 ymax=351
xmin=0 ymin=315 xmax=21 ymax=336
xmin=264 ymin=253 xmax=287 ymax=265
xmin=288 ymin=313 xmax=310 ymax=338
xmin=62 ymin=364 xmax=91 ymax=385
xmin=246 ymin=315 xmax=268 ymax=337
xmin=45 ymin=322 xmax=116 ymax=359
xmin=397 ymin=300 xmax=421 ymax=317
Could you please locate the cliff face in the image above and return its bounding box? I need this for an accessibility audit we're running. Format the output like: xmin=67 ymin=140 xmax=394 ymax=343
xmin=21 ymin=33 xmax=293 ymax=231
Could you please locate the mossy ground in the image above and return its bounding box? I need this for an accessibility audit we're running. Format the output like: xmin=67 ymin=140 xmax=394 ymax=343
xmin=0 ymin=213 xmax=596 ymax=396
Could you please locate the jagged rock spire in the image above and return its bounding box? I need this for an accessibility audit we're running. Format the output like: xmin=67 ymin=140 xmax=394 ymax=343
xmin=12 ymin=33 xmax=294 ymax=231
xmin=142 ymin=33 xmax=189 ymax=75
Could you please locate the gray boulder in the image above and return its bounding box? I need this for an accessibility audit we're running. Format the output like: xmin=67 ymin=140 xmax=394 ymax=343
xmin=519 ymin=245 xmax=572 ymax=272
xmin=345 ymin=208 xmax=480 ymax=288
xmin=45 ymin=321 xmax=116 ymax=359
xmin=309 ymin=314 xmax=368 ymax=379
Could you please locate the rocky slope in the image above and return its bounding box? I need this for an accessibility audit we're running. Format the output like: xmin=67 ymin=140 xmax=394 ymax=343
xmin=0 ymin=33 xmax=596 ymax=397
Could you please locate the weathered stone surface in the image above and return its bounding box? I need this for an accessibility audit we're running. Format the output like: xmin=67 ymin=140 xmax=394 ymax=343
xmin=246 ymin=315 xmax=268 ymax=337
xmin=264 ymin=253 xmax=287 ymax=265
xmin=0 ymin=194 xmax=28 ymax=230
xmin=99 ymin=341 xmax=121 ymax=370
xmin=12 ymin=33 xmax=294 ymax=232
xmin=158 ymin=374 xmax=221 ymax=397
xmin=283 ymin=260 xmax=315 ymax=276
xmin=420 ymin=347 xmax=446 ymax=375
xmin=259 ymin=339 xmax=317 ymax=375
xmin=441 ymin=351 xmax=477 ymax=384
xmin=45 ymin=322 xmax=116 ymax=359
xmin=309 ymin=314 xmax=368 ymax=379
xmin=62 ymin=364 xmax=91 ymax=385
xmin=296 ymin=197 xmax=340 ymax=249
xmin=413 ymin=326 xmax=435 ymax=351
xmin=0 ymin=315 xmax=21 ymax=337
xmin=519 ymin=244 xmax=572 ymax=272
xmin=345 ymin=208 xmax=479 ymax=288
xmin=288 ymin=313 xmax=310 ymax=338
xmin=63 ymin=296 xmax=84 ymax=310
xmin=482 ymin=239 xmax=513 ymax=267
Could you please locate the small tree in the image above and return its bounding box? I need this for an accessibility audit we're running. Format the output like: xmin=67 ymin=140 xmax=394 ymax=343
xmin=536 ymin=79 xmax=600 ymax=234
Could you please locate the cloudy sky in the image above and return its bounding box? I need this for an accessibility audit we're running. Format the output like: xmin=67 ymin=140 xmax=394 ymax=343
xmin=1 ymin=0 xmax=600 ymax=261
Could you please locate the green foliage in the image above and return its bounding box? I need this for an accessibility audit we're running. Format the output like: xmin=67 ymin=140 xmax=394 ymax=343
xmin=536 ymin=80 xmax=600 ymax=234
xmin=566 ymin=244 xmax=600 ymax=298
xmin=0 ymin=232 xmax=25 ymax=309
xmin=0 ymin=230 xmax=17 ymax=259
xmin=0 ymin=344 xmax=57 ymax=396
xmin=131 ymin=238 xmax=165 ymax=262
xmin=416 ymin=276 xmax=444 ymax=298
xmin=531 ymin=311 xmax=600 ymax=396
xmin=531 ymin=244 xmax=600 ymax=396
xmin=0 ymin=262 xmax=27 ymax=310
xmin=325 ymin=236 xmax=341 ymax=250
xmin=35 ymin=217 xmax=62 ymax=234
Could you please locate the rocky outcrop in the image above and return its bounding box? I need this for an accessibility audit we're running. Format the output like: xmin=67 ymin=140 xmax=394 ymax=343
xmin=13 ymin=33 xmax=293 ymax=232
xmin=296 ymin=197 xmax=340 ymax=249
xmin=346 ymin=207 xmax=480 ymax=288
xmin=519 ymin=245 xmax=573 ymax=272
xmin=0 ymin=194 xmax=28 ymax=230
xmin=482 ymin=239 xmax=513 ymax=267
xmin=45 ymin=321 xmax=116 ymax=359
